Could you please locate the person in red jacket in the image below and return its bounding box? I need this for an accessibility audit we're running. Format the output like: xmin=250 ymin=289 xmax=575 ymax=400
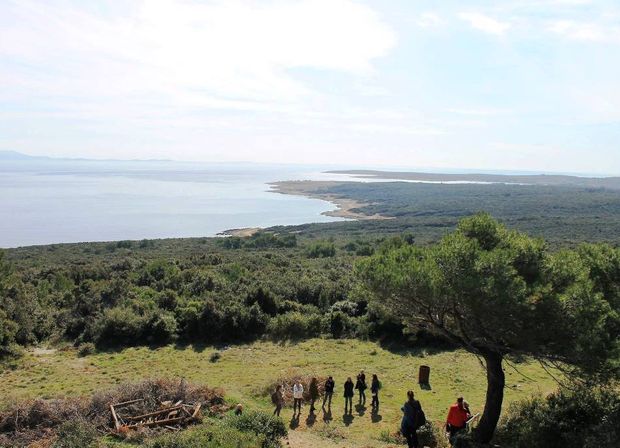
xmin=445 ymin=397 xmax=471 ymax=445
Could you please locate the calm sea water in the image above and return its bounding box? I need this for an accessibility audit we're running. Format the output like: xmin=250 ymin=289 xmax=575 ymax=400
xmin=0 ymin=160 xmax=350 ymax=248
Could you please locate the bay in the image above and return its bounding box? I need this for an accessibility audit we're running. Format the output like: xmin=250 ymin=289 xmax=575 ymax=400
xmin=0 ymin=159 xmax=347 ymax=248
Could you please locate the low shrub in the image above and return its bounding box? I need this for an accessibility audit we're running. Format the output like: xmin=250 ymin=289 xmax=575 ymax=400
xmin=223 ymin=410 xmax=287 ymax=448
xmin=315 ymin=424 xmax=345 ymax=441
xmin=378 ymin=429 xmax=405 ymax=444
xmin=148 ymin=425 xmax=264 ymax=448
xmin=77 ymin=342 xmax=96 ymax=357
xmin=52 ymin=419 xmax=98 ymax=448
xmin=417 ymin=421 xmax=450 ymax=448
xmin=495 ymin=385 xmax=620 ymax=448
xmin=377 ymin=422 xmax=449 ymax=448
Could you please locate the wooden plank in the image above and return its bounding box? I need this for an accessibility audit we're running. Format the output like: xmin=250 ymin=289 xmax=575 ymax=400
xmin=114 ymin=398 xmax=144 ymax=407
xmin=126 ymin=416 xmax=186 ymax=428
xmin=109 ymin=404 xmax=121 ymax=431
xmin=126 ymin=406 xmax=183 ymax=421
xmin=191 ymin=403 xmax=202 ymax=419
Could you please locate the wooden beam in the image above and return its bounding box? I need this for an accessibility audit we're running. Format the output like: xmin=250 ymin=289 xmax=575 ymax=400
xmin=109 ymin=404 xmax=121 ymax=431
xmin=126 ymin=416 xmax=185 ymax=428
xmin=114 ymin=398 xmax=144 ymax=407
xmin=125 ymin=406 xmax=183 ymax=421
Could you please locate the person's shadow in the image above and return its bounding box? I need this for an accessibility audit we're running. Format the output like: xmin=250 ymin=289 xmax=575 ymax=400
xmin=342 ymin=413 xmax=354 ymax=426
xmin=355 ymin=403 xmax=366 ymax=416
xmin=289 ymin=414 xmax=300 ymax=429
xmin=305 ymin=413 xmax=316 ymax=427
xmin=371 ymin=410 xmax=383 ymax=423
xmin=323 ymin=408 xmax=333 ymax=423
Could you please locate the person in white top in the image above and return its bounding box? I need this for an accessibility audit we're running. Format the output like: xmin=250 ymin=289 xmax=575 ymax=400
xmin=293 ymin=381 xmax=304 ymax=415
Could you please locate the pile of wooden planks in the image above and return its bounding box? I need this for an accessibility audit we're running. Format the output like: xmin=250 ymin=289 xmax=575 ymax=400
xmin=110 ymin=398 xmax=202 ymax=432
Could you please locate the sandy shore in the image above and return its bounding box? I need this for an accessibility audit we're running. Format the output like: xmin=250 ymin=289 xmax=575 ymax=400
xmin=217 ymin=227 xmax=262 ymax=237
xmin=269 ymin=180 xmax=390 ymax=221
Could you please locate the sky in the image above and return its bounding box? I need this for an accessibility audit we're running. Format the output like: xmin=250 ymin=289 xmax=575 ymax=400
xmin=1 ymin=0 xmax=619 ymax=174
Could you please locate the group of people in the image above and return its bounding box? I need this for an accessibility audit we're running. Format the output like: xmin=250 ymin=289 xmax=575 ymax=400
xmin=272 ymin=371 xmax=381 ymax=417
xmin=399 ymin=392 xmax=472 ymax=448
xmin=271 ymin=374 xmax=473 ymax=448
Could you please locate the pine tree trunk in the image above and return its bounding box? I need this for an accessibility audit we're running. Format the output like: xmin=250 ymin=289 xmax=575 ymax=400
xmin=474 ymin=352 xmax=505 ymax=443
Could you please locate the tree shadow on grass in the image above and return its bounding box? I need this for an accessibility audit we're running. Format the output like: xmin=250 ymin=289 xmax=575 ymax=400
xmin=377 ymin=339 xmax=457 ymax=357
xmin=172 ymin=341 xmax=230 ymax=354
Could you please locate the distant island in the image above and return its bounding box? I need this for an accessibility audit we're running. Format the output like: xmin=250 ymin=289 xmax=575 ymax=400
xmin=328 ymin=169 xmax=620 ymax=190
xmin=0 ymin=150 xmax=173 ymax=163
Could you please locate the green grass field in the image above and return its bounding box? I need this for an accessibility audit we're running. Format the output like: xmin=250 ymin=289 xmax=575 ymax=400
xmin=0 ymin=339 xmax=559 ymax=447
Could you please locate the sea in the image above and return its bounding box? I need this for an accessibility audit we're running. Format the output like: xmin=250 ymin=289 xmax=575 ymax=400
xmin=0 ymin=159 xmax=356 ymax=248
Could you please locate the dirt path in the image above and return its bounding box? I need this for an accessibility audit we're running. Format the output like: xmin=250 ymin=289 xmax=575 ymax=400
xmin=285 ymin=430 xmax=353 ymax=448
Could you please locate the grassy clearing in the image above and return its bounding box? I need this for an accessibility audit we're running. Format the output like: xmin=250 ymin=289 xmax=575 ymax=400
xmin=0 ymin=339 xmax=558 ymax=447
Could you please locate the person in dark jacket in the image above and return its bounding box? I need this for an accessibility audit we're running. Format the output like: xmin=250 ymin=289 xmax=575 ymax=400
xmin=322 ymin=376 xmax=335 ymax=409
xmin=272 ymin=385 xmax=284 ymax=416
xmin=355 ymin=371 xmax=367 ymax=404
xmin=343 ymin=377 xmax=354 ymax=414
xmin=370 ymin=374 xmax=380 ymax=411
xmin=309 ymin=377 xmax=319 ymax=413
xmin=401 ymin=390 xmax=423 ymax=448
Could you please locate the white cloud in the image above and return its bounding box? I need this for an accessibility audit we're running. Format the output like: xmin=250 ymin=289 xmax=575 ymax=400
xmin=549 ymin=19 xmax=620 ymax=43
xmin=416 ymin=12 xmax=446 ymax=28
xmin=446 ymin=108 xmax=511 ymax=116
xmin=0 ymin=0 xmax=396 ymax=107
xmin=458 ymin=12 xmax=511 ymax=35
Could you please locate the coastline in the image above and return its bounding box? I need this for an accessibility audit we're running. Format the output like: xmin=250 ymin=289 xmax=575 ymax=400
xmin=217 ymin=227 xmax=262 ymax=237
xmin=268 ymin=180 xmax=390 ymax=221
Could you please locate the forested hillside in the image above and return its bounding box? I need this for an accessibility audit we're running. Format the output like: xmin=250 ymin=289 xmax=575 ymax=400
xmin=1 ymin=215 xmax=619 ymax=448
xmin=272 ymin=182 xmax=620 ymax=246
xmin=0 ymin=231 xmax=406 ymax=356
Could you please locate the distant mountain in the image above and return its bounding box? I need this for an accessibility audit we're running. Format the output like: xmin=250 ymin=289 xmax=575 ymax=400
xmin=0 ymin=150 xmax=50 ymax=160
xmin=0 ymin=150 xmax=172 ymax=163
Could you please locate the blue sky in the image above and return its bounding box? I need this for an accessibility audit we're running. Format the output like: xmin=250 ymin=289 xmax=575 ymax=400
xmin=1 ymin=0 xmax=619 ymax=174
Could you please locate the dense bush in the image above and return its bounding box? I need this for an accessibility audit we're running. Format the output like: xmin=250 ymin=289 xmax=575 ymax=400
xmin=221 ymin=232 xmax=296 ymax=250
xmin=327 ymin=311 xmax=361 ymax=339
xmin=11 ymin=214 xmax=611 ymax=354
xmin=0 ymin=309 xmax=18 ymax=356
xmin=223 ymin=410 xmax=287 ymax=448
xmin=146 ymin=311 xmax=179 ymax=345
xmin=305 ymin=241 xmax=336 ymax=258
xmin=246 ymin=287 xmax=279 ymax=316
xmin=93 ymin=307 xmax=150 ymax=347
xmin=495 ymin=385 xmax=620 ymax=448
xmin=267 ymin=312 xmax=323 ymax=340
